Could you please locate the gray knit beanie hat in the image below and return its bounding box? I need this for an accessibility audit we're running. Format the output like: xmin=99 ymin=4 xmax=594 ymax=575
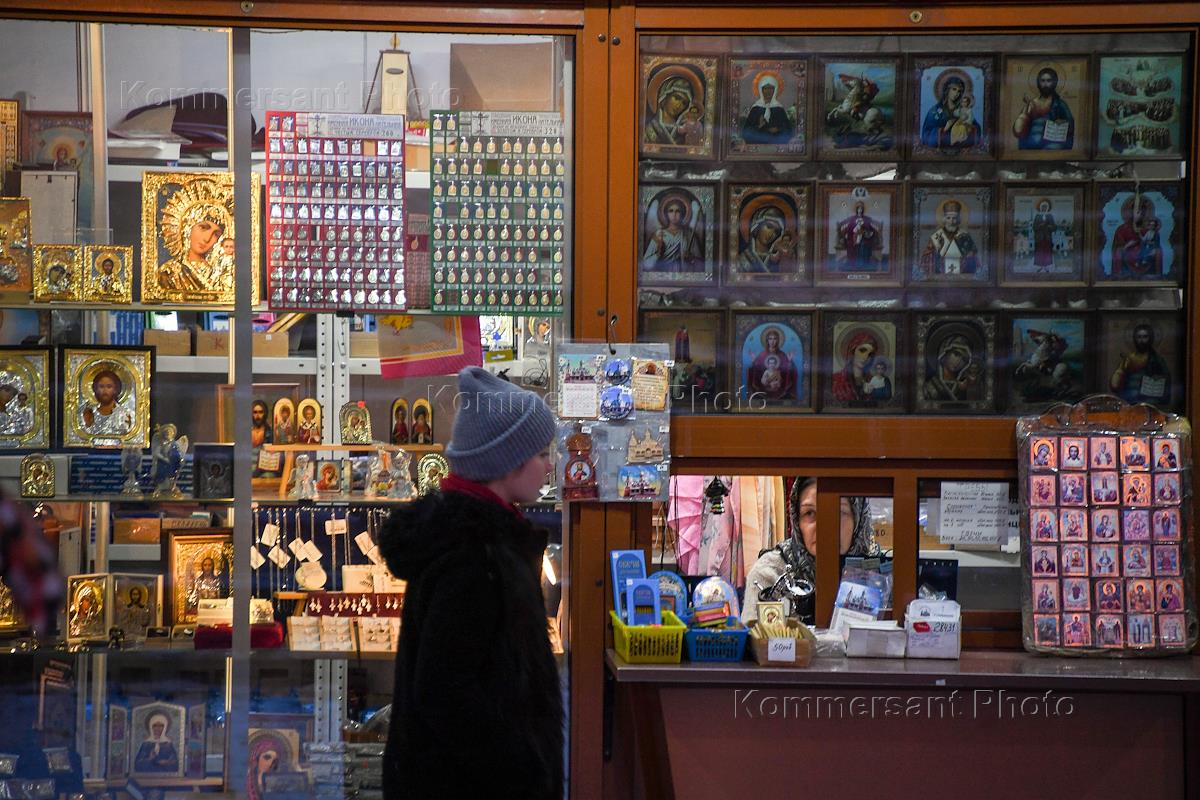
xmin=445 ymin=366 xmax=557 ymax=482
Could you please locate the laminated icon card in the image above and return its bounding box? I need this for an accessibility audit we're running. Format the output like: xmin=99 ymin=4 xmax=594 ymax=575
xmin=1018 ymin=394 xmax=1196 ymax=656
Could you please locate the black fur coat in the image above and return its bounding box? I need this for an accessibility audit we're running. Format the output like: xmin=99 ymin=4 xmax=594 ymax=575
xmin=379 ymin=490 xmax=563 ymax=799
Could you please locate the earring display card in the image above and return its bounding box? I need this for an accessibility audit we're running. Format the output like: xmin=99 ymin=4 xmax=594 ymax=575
xmin=1018 ymin=396 xmax=1196 ymax=656
xmin=429 ymin=110 xmax=566 ymax=315
xmin=265 ymin=110 xmax=407 ymax=312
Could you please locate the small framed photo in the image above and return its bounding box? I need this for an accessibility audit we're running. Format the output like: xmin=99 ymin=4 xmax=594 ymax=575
xmin=819 ymin=312 xmax=906 ymax=413
xmin=1061 ymin=543 xmax=1089 ymax=576
xmin=1093 ymin=182 xmax=1186 ymax=286
xmin=33 ymin=244 xmax=82 ymax=302
xmin=640 ymin=54 xmax=719 ymax=159
xmin=1060 ymin=437 xmax=1087 ymax=470
xmin=1059 ymin=473 xmax=1086 ymax=507
xmin=0 ymin=346 xmax=52 ymax=450
xmin=1032 ymin=579 xmax=1059 ymax=612
xmin=1096 ymin=54 xmax=1186 ymax=159
xmin=1127 ymin=613 xmax=1156 ymax=647
xmin=1152 ymin=437 xmax=1181 ymax=471
xmin=815 ymin=56 xmax=902 ymax=160
xmin=1094 ymin=614 xmax=1124 ymax=648
xmin=1061 ymin=578 xmax=1090 ymax=611
xmin=1000 ymin=184 xmax=1086 ymax=286
xmin=59 ymin=345 xmax=154 ymax=448
xmin=638 ymin=310 xmax=725 ymax=411
xmin=1030 ymin=437 xmax=1057 ymax=470
xmin=1030 ymin=509 xmax=1057 ymax=542
xmin=82 ymin=245 xmax=133 ymax=304
xmin=1127 ymin=579 xmax=1155 ymax=613
xmin=1122 ymin=509 xmax=1150 ymax=542
xmin=1089 ymin=472 xmax=1119 ymax=506
xmin=1153 ymin=473 xmax=1181 ymax=505
xmin=130 ymin=702 xmax=187 ymax=778
xmin=726 ymin=183 xmax=811 ymax=285
xmin=1008 ymin=314 xmax=1094 ymax=412
xmin=1029 ymin=474 xmax=1056 ymax=507
xmin=1123 ymin=544 xmax=1152 ymax=577
xmin=1156 ymin=578 xmax=1184 ymax=612
xmin=1089 ymin=436 xmax=1118 ymax=469
xmin=638 ymin=182 xmax=717 ymax=286
xmin=815 ymin=183 xmax=901 ymax=285
xmin=1062 ymin=613 xmax=1092 ymax=647
xmin=1122 ymin=473 xmax=1151 ymax=507
xmin=1119 ymin=435 xmax=1151 ymax=470
xmin=193 ymin=444 xmax=234 ymax=500
xmin=1059 ymin=508 xmax=1087 ymax=542
xmin=998 ymin=55 xmax=1091 ymax=161
xmin=1099 ymin=314 xmax=1183 ymax=411
xmin=0 ymin=197 xmax=33 ymax=296
xmin=909 ymin=184 xmax=994 ymax=285
xmin=1030 ymin=545 xmax=1058 ymax=577
xmin=915 ymin=313 xmax=996 ymax=413
xmin=911 ymin=55 xmax=996 ymax=159
xmin=1033 ymin=614 xmax=1060 ymax=646
xmin=1153 ymin=544 xmax=1180 ymax=577
xmin=1090 ymin=544 xmax=1117 ymax=576
xmin=1091 ymin=509 xmax=1119 ymax=542
xmin=731 ymin=311 xmax=813 ymax=412
xmin=1152 ymin=508 xmax=1181 ymax=542
xmin=1095 ymin=579 xmax=1124 ymax=613
xmin=1159 ymin=614 xmax=1186 ymax=646
xmin=726 ymin=57 xmax=809 ymax=159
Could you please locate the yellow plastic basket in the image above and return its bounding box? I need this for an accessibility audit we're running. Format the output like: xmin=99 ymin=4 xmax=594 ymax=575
xmin=610 ymin=610 xmax=686 ymax=664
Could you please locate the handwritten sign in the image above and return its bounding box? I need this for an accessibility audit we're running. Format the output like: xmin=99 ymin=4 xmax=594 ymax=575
xmin=767 ymin=637 xmax=796 ymax=663
xmin=937 ymin=482 xmax=1010 ymax=546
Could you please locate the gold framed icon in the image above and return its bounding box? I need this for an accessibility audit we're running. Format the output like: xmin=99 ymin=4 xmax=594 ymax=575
xmin=60 ymin=345 xmax=154 ymax=448
xmin=33 ymin=244 xmax=83 ymax=302
xmin=82 ymin=244 xmax=133 ymax=303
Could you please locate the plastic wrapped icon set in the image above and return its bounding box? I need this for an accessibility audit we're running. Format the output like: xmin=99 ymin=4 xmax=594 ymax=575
xmin=556 ymin=342 xmax=671 ymax=502
xmin=1018 ymin=394 xmax=1196 ymax=656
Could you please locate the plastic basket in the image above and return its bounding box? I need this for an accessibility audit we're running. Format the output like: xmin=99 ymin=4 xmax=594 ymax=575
xmin=610 ymin=610 xmax=685 ymax=664
xmin=683 ymin=616 xmax=749 ymax=662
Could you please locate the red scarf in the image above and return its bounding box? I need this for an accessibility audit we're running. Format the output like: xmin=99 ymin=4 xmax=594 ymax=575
xmin=440 ymin=474 xmax=525 ymax=519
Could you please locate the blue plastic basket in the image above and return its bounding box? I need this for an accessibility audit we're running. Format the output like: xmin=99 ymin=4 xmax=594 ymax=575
xmin=683 ymin=616 xmax=749 ymax=662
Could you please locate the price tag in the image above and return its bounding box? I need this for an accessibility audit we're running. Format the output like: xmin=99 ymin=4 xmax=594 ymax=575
xmin=354 ymin=531 xmax=374 ymax=554
xmin=288 ymin=538 xmax=306 ymax=558
xmin=767 ymin=637 xmax=796 ymax=663
xmin=365 ymin=544 xmax=383 ymax=565
xmin=249 ymin=547 xmax=266 ymax=569
xmin=302 ymin=540 xmax=324 ymax=563
xmin=267 ymin=545 xmax=291 ymax=568
xmin=325 ymin=518 xmax=349 ymax=536
xmin=261 ymin=523 xmax=280 ymax=547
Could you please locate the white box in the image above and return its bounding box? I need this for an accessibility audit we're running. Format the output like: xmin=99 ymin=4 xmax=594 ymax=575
xmin=905 ymin=599 xmax=962 ymax=659
xmin=844 ymin=621 xmax=906 ymax=658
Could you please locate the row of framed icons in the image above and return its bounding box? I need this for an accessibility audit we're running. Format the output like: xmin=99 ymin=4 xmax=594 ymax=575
xmin=641 ymin=52 xmax=1188 ymax=162
xmin=637 ymin=308 xmax=1184 ymax=414
xmin=639 ymin=179 xmax=1185 ymax=288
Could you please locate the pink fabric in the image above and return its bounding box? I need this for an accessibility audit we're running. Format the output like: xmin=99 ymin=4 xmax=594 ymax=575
xmin=669 ymin=476 xmax=740 ymax=582
xmin=668 ymin=476 xmax=706 ymax=574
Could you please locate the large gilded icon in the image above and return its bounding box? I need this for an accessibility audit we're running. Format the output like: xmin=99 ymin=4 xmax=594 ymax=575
xmin=1096 ymin=54 xmax=1185 ymax=159
xmin=0 ymin=100 xmax=18 ymax=179
xmin=83 ymin=245 xmax=133 ymax=304
xmin=60 ymin=346 xmax=153 ymax=448
xmin=165 ymin=529 xmax=233 ymax=626
xmin=915 ymin=314 xmax=996 ymax=413
xmin=816 ymin=57 xmax=901 ymax=160
xmin=140 ymin=171 xmax=260 ymax=305
xmin=638 ymin=183 xmax=716 ymax=286
xmin=112 ymin=573 xmax=161 ymax=642
xmin=66 ymin=573 xmax=107 ymax=643
xmin=0 ymin=347 xmax=50 ymax=449
xmin=340 ymin=401 xmax=373 ymax=444
xmin=33 ymin=244 xmax=82 ymax=302
xmin=20 ymin=454 xmax=55 ymax=497
xmin=22 ymin=111 xmax=95 ymax=226
xmin=640 ymin=55 xmax=718 ymax=159
xmin=911 ymin=56 xmax=995 ymax=159
xmin=726 ymin=184 xmax=810 ymax=285
xmin=726 ymin=57 xmax=808 ymax=158
xmin=999 ymin=55 xmax=1090 ymax=161
xmin=0 ymin=197 xmax=33 ymax=295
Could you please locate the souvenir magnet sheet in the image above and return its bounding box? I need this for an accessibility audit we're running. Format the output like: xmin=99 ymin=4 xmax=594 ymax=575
xmin=556 ymin=342 xmax=671 ymax=502
xmin=1018 ymin=395 xmax=1196 ymax=656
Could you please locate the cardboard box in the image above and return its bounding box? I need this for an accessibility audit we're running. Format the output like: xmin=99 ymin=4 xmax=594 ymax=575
xmin=844 ymin=621 xmax=907 ymax=658
xmin=405 ymin=142 xmax=430 ymax=172
xmin=253 ymin=332 xmax=289 ymax=357
xmin=143 ymin=329 xmax=191 ymax=356
xmin=350 ymin=332 xmax=379 ymax=358
xmin=195 ymin=330 xmax=230 ymax=357
xmin=449 ymin=42 xmax=557 ymax=111
xmin=113 ymin=517 xmax=161 ymax=545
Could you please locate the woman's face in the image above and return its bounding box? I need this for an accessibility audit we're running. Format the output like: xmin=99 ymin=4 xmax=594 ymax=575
xmin=766 ymin=331 xmax=780 ymax=351
xmin=754 ymin=222 xmax=781 ymax=246
xmin=662 ymin=90 xmax=688 ymax=118
xmin=189 ymin=219 xmax=223 ymax=257
xmin=947 ymin=82 xmax=963 ymax=104
xmin=797 ymin=483 xmax=856 ymax=558
xmin=852 ymin=341 xmax=876 ymax=368
xmin=664 ymin=202 xmax=684 ymax=227
xmin=257 ymin=750 xmax=278 ymax=773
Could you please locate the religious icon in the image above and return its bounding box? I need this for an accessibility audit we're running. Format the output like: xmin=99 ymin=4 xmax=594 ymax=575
xmin=22 ymin=111 xmax=96 ymax=226
xmin=108 ymin=705 xmax=129 ymax=780
xmin=1059 ymin=509 xmax=1087 ymax=541
xmin=389 ymin=398 xmax=410 ymax=445
xmin=1033 ymin=614 xmax=1059 ymax=647
xmin=910 ymin=185 xmax=993 ymax=284
xmin=33 ymin=244 xmax=82 ymax=302
xmin=416 ymin=452 xmax=449 ymax=495
xmin=296 ymin=399 xmax=321 ymax=445
xmin=1119 ymin=435 xmax=1151 ymax=470
xmin=1032 ymin=579 xmax=1059 ymax=613
xmin=1094 ymin=182 xmax=1184 ymax=285
xmin=165 ymin=529 xmax=233 ymax=626
xmin=1091 ymin=509 xmax=1118 ymax=541
xmin=410 ymin=398 xmax=433 ymax=444
xmin=193 ymin=444 xmax=234 ymax=500
xmin=1029 ymin=437 xmax=1058 ymax=470
xmin=1030 ymin=545 xmax=1057 ymax=577
xmin=1030 ymin=509 xmax=1057 ymax=542
xmin=815 ymin=183 xmax=899 ymax=286
xmin=1156 ymin=578 xmax=1184 ymax=613
xmin=340 ymin=401 xmax=373 ymax=444
xmin=638 ymin=183 xmax=716 ymax=286
xmin=1096 ymin=54 xmax=1185 ymax=159
xmin=0 ymin=100 xmax=18 ymax=178
xmin=915 ymin=314 xmax=995 ymax=413
xmin=0 ymin=347 xmax=50 ymax=449
xmin=640 ymin=55 xmax=718 ymax=159
xmin=0 ymin=197 xmax=33 ymax=295
xmin=1061 ymin=578 xmax=1089 ymax=611
xmin=1090 ymin=436 xmax=1118 ymax=469
xmin=726 ymin=184 xmax=809 ymax=284
xmin=1099 ymin=314 xmax=1182 ymax=411
xmin=1060 ymin=437 xmax=1087 ymax=470
xmin=1005 ymin=315 xmax=1087 ymax=413
xmin=19 ymin=453 xmax=54 ymax=497
xmin=1154 ymin=545 xmax=1181 ymax=577
xmin=112 ymin=573 xmax=160 ymax=642
xmin=1159 ymin=614 xmax=1186 ymax=646
xmin=816 ymin=56 xmax=900 ymax=159
xmin=1124 ymin=544 xmax=1153 ymax=578
xmin=638 ymin=310 xmax=723 ymax=411
xmin=1153 ymin=508 xmax=1181 ymax=541
xmin=820 ymin=313 xmax=905 ymax=413
xmin=140 ymin=171 xmax=261 ymax=305
xmin=1062 ymin=612 xmax=1091 ymax=647
xmin=316 ymin=460 xmax=341 ymax=493
xmin=1061 ymin=543 xmax=1089 ymax=576
xmin=82 ymin=245 xmax=133 ymax=304
xmin=1095 ymin=579 xmax=1124 ymax=613
xmin=1122 ymin=509 xmax=1150 ymax=542
xmin=1094 ymin=614 xmax=1125 ymax=648
xmin=727 ymin=57 xmax=809 ymax=158
xmin=130 ymin=702 xmax=186 ymax=778
xmin=247 ymin=728 xmax=301 ymax=800
xmin=1153 ymin=472 xmax=1181 ymax=505
xmin=911 ymin=55 xmax=995 ymax=159
xmin=66 ymin=574 xmax=107 ymax=642
xmin=1059 ymin=473 xmax=1086 ymax=507
xmin=1127 ymin=579 xmax=1155 ymax=614
xmin=562 ymin=422 xmax=598 ymax=500
xmin=1001 ymin=185 xmax=1085 ymax=286
xmin=1028 ymin=474 xmax=1055 ymax=507
xmin=1090 ymin=472 xmax=1120 ymax=506
xmin=732 ymin=312 xmax=813 ymax=412
xmin=999 ymin=55 xmax=1090 ymax=161
xmin=272 ymin=398 xmax=297 ymax=445
xmin=60 ymin=346 xmax=153 ymax=448
xmin=1126 ymin=613 xmax=1156 ymax=648
xmin=1152 ymin=437 xmax=1181 ymax=471
xmin=149 ymin=423 xmax=188 ymax=499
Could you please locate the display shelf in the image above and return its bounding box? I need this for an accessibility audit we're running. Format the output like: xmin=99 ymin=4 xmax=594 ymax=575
xmin=251 ymin=495 xmax=418 ymax=506
xmin=263 ymin=443 xmax=442 ymax=453
xmin=10 ymin=301 xmax=271 ymax=312
xmin=24 ymin=494 xmax=233 ymax=505
xmin=250 ymin=647 xmax=396 ymax=662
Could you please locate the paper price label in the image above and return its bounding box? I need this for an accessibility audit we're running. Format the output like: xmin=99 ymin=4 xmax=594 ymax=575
xmin=261 ymin=523 xmax=280 ymax=547
xmin=249 ymin=547 xmax=266 ymax=569
xmin=267 ymin=544 xmax=291 ymax=568
xmin=302 ymin=540 xmax=324 ymax=563
xmin=354 ymin=531 xmax=374 ymax=554
xmin=287 ymin=538 xmax=306 ymax=557
xmin=767 ymin=637 xmax=796 ymax=663
xmin=325 ymin=518 xmax=349 ymax=536
xmin=365 ymin=544 xmax=383 ymax=565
